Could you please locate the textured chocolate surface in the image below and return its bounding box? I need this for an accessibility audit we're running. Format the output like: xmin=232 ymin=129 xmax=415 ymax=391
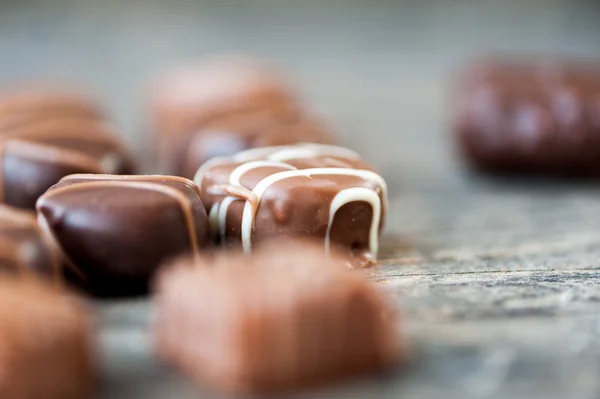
xmin=0 ymin=204 xmax=61 ymax=277
xmin=194 ymin=143 xmax=386 ymax=267
xmin=36 ymin=174 xmax=210 ymax=297
xmin=0 ymin=276 xmax=93 ymax=399
xmin=0 ymin=89 xmax=135 ymax=209
xmin=455 ymin=58 xmax=600 ymax=177
xmin=154 ymin=243 xmax=399 ymax=394
xmin=150 ymin=57 xmax=302 ymax=174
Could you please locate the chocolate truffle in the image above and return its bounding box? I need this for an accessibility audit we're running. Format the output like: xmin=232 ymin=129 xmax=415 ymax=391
xmin=154 ymin=243 xmax=399 ymax=394
xmin=0 ymin=117 xmax=135 ymax=210
xmin=0 ymin=276 xmax=93 ymax=399
xmin=0 ymin=204 xmax=61 ymax=277
xmin=36 ymin=174 xmax=210 ymax=297
xmin=150 ymin=56 xmax=302 ymax=173
xmin=194 ymin=143 xmax=387 ymax=267
xmin=454 ymin=57 xmax=600 ymax=177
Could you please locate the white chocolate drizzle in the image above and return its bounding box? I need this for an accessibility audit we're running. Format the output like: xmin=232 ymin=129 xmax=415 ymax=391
xmin=217 ymin=197 xmax=239 ymax=242
xmin=324 ymin=187 xmax=382 ymax=257
xmin=194 ymin=144 xmax=387 ymax=261
xmin=240 ymin=168 xmax=386 ymax=253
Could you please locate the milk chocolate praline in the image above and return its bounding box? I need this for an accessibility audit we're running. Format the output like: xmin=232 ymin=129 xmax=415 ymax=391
xmin=36 ymin=174 xmax=210 ymax=297
xmin=154 ymin=242 xmax=400 ymax=394
xmin=0 ymin=275 xmax=93 ymax=399
xmin=454 ymin=56 xmax=600 ymax=177
xmin=194 ymin=143 xmax=386 ymax=267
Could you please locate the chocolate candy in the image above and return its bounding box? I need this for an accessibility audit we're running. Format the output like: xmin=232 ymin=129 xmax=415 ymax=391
xmin=36 ymin=174 xmax=210 ymax=297
xmin=0 ymin=276 xmax=93 ymax=399
xmin=0 ymin=85 xmax=102 ymax=131
xmin=150 ymin=57 xmax=303 ymax=173
xmin=154 ymin=243 xmax=399 ymax=394
xmin=0 ymin=87 xmax=135 ymax=209
xmin=455 ymin=57 xmax=600 ymax=177
xmin=151 ymin=56 xmax=299 ymax=138
xmin=0 ymin=204 xmax=61 ymax=277
xmin=179 ymin=115 xmax=336 ymax=178
xmin=194 ymin=143 xmax=387 ymax=267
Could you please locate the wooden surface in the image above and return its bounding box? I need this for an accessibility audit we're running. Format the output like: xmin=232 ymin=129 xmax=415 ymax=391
xmin=2 ymin=1 xmax=600 ymax=398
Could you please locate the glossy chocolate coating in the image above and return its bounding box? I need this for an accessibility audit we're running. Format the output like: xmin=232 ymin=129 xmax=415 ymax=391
xmin=150 ymin=57 xmax=302 ymax=173
xmin=0 ymin=204 xmax=61 ymax=277
xmin=154 ymin=243 xmax=399 ymax=394
xmin=455 ymin=58 xmax=600 ymax=177
xmin=195 ymin=144 xmax=387 ymax=267
xmin=0 ymin=117 xmax=135 ymax=210
xmin=0 ymin=276 xmax=93 ymax=399
xmin=37 ymin=174 xmax=210 ymax=297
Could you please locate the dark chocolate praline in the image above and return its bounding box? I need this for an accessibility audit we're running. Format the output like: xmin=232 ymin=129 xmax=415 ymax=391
xmin=37 ymin=174 xmax=210 ymax=297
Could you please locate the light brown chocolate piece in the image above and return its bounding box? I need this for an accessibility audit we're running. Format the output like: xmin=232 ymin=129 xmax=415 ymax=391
xmin=0 ymin=276 xmax=93 ymax=399
xmin=154 ymin=243 xmax=399 ymax=394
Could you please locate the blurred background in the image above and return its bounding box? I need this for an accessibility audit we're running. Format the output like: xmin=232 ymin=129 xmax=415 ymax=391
xmin=2 ymin=0 xmax=600 ymax=190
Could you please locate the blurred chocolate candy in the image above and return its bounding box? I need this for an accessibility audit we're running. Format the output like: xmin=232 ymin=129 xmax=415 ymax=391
xmin=0 ymin=87 xmax=135 ymax=209
xmin=36 ymin=174 xmax=210 ymax=297
xmin=0 ymin=118 xmax=136 ymax=209
xmin=0 ymin=84 xmax=102 ymax=131
xmin=455 ymin=57 xmax=600 ymax=177
xmin=154 ymin=242 xmax=400 ymax=394
xmin=180 ymin=115 xmax=336 ymax=178
xmin=0 ymin=204 xmax=61 ymax=277
xmin=151 ymin=56 xmax=299 ymax=138
xmin=150 ymin=56 xmax=331 ymax=174
xmin=0 ymin=275 xmax=93 ymax=399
